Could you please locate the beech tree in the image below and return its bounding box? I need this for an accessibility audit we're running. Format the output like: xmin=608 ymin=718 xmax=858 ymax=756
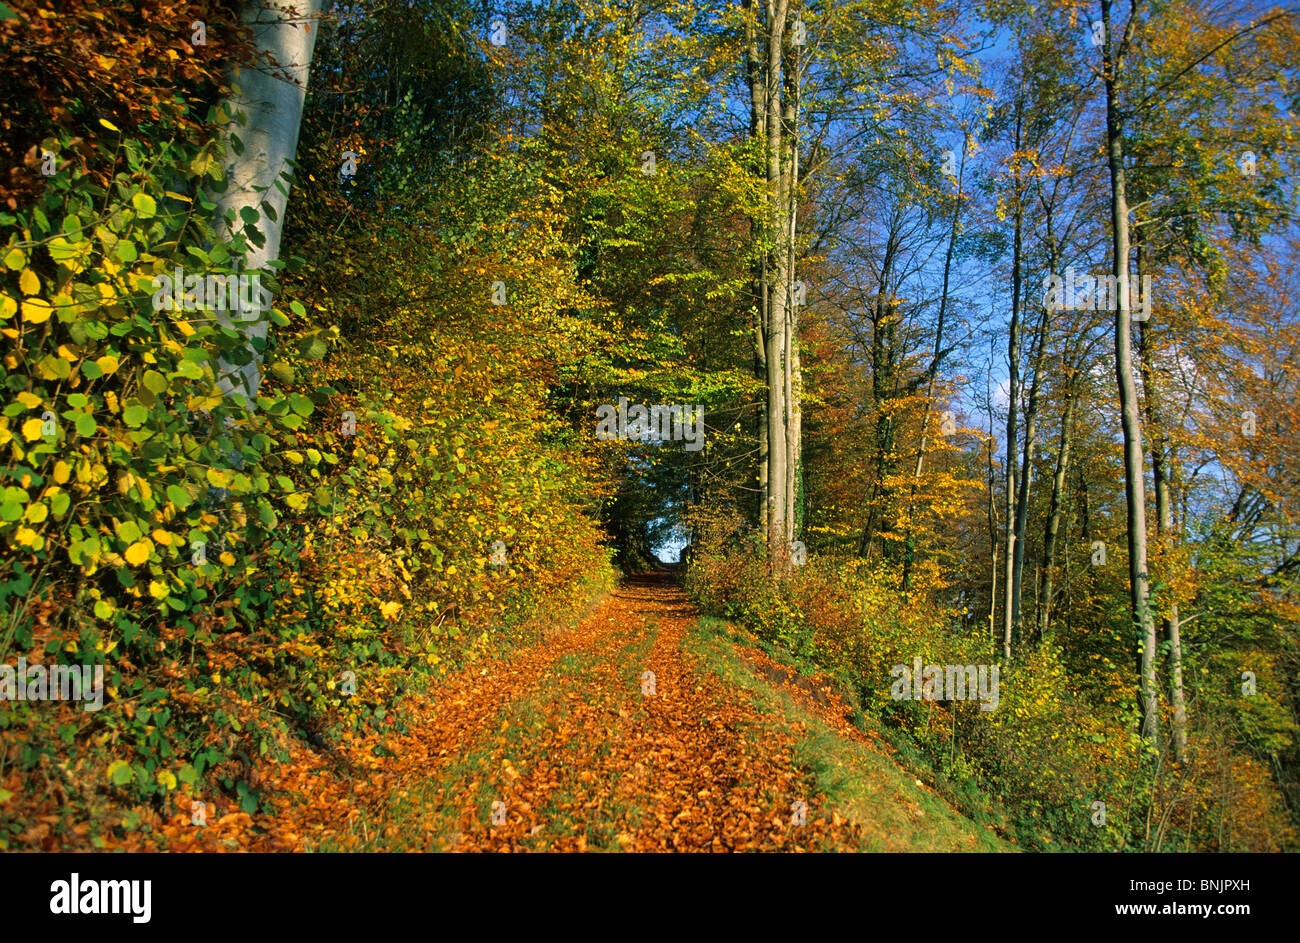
xmin=213 ymin=0 xmax=329 ymax=402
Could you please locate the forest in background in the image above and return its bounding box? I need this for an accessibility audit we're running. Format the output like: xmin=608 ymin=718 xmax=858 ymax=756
xmin=0 ymin=0 xmax=1297 ymax=852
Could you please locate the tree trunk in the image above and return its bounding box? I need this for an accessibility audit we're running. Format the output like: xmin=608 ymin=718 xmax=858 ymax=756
xmin=783 ymin=36 xmax=801 ymax=548
xmin=745 ymin=2 xmax=769 ymax=540
xmin=1012 ymin=274 xmax=1051 ymax=638
xmin=213 ymin=0 xmax=327 ymax=402
xmin=902 ymin=134 xmax=965 ymax=592
xmin=1038 ymin=373 xmax=1077 ymax=641
xmin=1002 ymin=110 xmax=1023 ymax=660
xmin=1135 ymin=242 xmax=1188 ymax=763
xmin=748 ymin=0 xmax=796 ymax=572
xmin=1102 ymin=0 xmax=1159 ymax=744
xmin=986 ymin=360 xmax=1000 ymax=652
xmin=857 ymin=235 xmax=899 ymax=559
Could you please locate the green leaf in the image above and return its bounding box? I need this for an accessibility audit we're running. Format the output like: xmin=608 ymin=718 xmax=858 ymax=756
xmin=131 ymin=193 xmax=157 ymax=220
xmin=123 ymin=404 xmax=149 ymax=427
xmin=142 ymin=370 xmax=168 ymax=395
xmin=303 ymin=335 xmax=328 ymax=360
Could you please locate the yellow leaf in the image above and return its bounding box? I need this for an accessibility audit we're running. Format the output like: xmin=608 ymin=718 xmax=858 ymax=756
xmin=95 ymin=354 xmax=119 ymax=374
xmin=18 ymin=268 xmax=39 ymax=296
xmin=20 ymin=417 xmax=44 ymax=441
xmin=21 ymin=298 xmax=52 ymax=323
xmin=124 ymin=540 xmax=152 ymax=566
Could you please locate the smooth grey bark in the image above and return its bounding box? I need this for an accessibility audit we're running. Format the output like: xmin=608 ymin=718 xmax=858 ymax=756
xmin=763 ymin=0 xmax=791 ymax=569
xmin=986 ymin=361 xmax=1000 ymax=651
xmin=1012 ymin=301 xmax=1048 ymax=629
xmin=1135 ymin=242 xmax=1188 ymax=763
xmin=744 ymin=0 xmax=798 ymax=572
xmin=1101 ymin=0 xmax=1159 ymax=744
xmin=1002 ymin=103 xmax=1024 ymax=661
xmin=782 ymin=32 xmax=802 ymax=548
xmin=213 ymin=0 xmax=327 ymax=403
xmin=1038 ymin=356 xmax=1078 ymax=642
xmin=745 ymin=0 xmax=769 ymax=540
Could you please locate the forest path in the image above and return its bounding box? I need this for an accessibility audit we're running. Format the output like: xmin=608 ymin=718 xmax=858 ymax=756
xmin=429 ymin=570 xmax=861 ymax=851
xmin=129 ymin=571 xmax=1005 ymax=852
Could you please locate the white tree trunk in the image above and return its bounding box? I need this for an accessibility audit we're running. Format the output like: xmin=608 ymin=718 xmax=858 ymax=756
xmin=213 ymin=0 xmax=326 ymax=403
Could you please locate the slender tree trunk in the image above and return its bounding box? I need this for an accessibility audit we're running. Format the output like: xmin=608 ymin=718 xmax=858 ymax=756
xmin=1013 ymin=288 xmax=1050 ymax=636
xmin=745 ymin=2 xmax=769 ymax=539
xmin=1102 ymin=0 xmax=1159 ymax=744
xmin=758 ymin=0 xmax=793 ymax=572
xmin=902 ymin=135 xmax=965 ymax=591
xmin=1002 ymin=111 xmax=1024 ymax=660
xmin=783 ymin=44 xmax=801 ymax=547
xmin=858 ymin=238 xmax=898 ymax=559
xmin=987 ymin=432 xmax=999 ymax=652
xmin=986 ymin=358 xmax=1000 ymax=652
xmin=213 ymin=0 xmax=327 ymax=402
xmin=1135 ymin=243 xmax=1188 ymax=763
xmin=1038 ymin=375 xmax=1077 ymax=641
